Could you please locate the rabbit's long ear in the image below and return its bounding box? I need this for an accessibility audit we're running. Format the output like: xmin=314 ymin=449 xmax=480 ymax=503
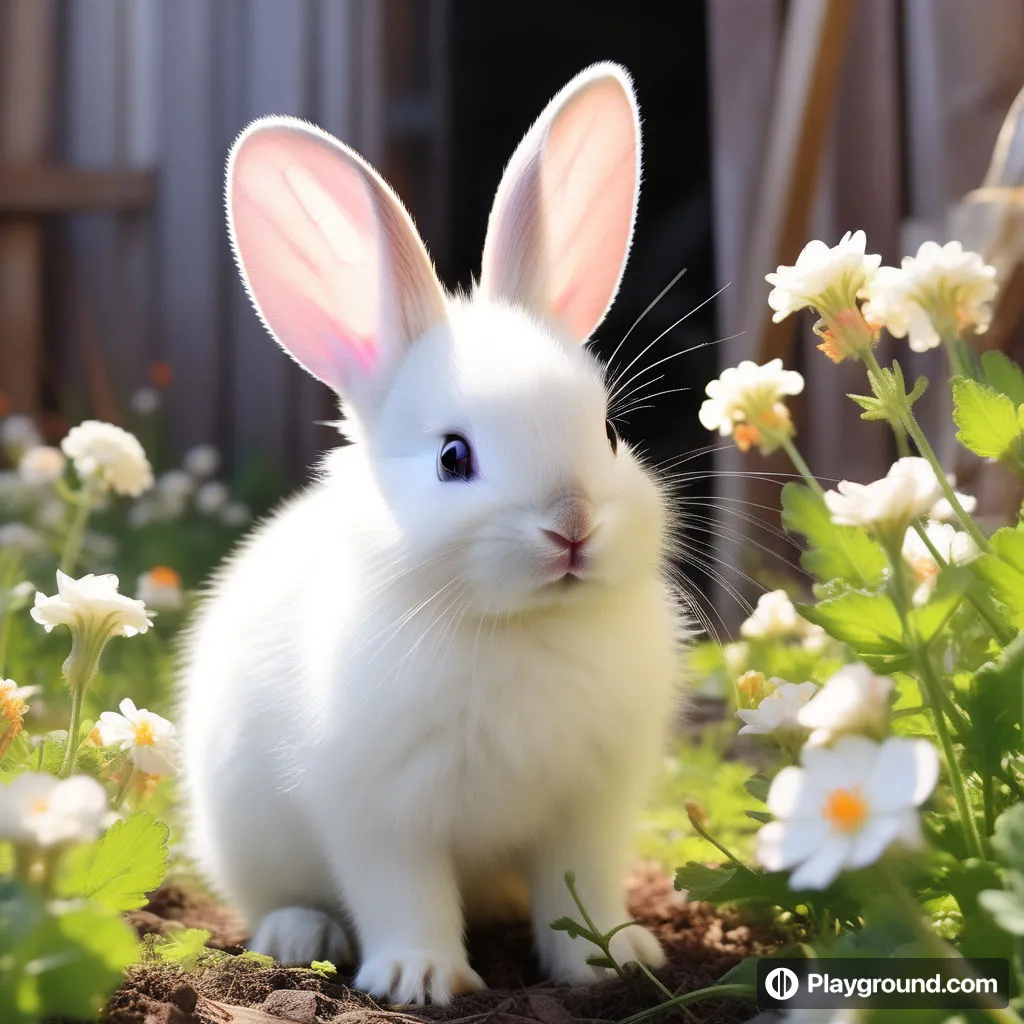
xmin=480 ymin=63 xmax=640 ymax=344
xmin=226 ymin=117 xmax=447 ymax=420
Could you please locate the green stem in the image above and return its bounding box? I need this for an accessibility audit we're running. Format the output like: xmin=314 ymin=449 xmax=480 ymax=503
xmin=687 ymin=813 xmax=746 ymax=868
xmin=779 ymin=436 xmax=825 ymax=499
xmin=904 ymin=419 xmax=990 ymax=553
xmin=884 ymin=542 xmax=984 ymax=858
xmin=617 ymin=984 xmax=755 ymax=1024
xmin=59 ymin=478 xmax=101 ymax=575
xmin=894 ymin=424 xmax=911 ymax=458
xmin=59 ymin=687 xmax=84 ymax=778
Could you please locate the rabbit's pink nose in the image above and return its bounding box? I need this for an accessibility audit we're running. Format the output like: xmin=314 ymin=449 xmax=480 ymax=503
xmin=542 ymin=527 xmax=593 ymax=570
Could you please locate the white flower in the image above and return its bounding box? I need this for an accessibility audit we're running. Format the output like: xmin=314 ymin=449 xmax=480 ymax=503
xmin=0 ymin=522 xmax=47 ymax=554
xmin=862 ymin=241 xmax=998 ymax=352
xmin=154 ymin=469 xmax=195 ymax=519
xmin=930 ymin=485 xmax=977 ymax=523
xmin=766 ymin=231 xmax=882 ymax=323
xmin=61 ymin=420 xmax=154 ymax=497
xmin=737 ymin=681 xmax=817 ymax=737
xmin=723 ymin=641 xmax=749 ymax=679
xmin=740 ymin=590 xmax=801 ymax=639
xmin=127 ymin=497 xmax=157 ymax=528
xmin=130 ymin=386 xmax=161 ymax=415
xmin=902 ymin=522 xmax=980 ymax=603
xmin=98 ymin=698 xmax=180 ymax=776
xmin=136 ymin=566 xmax=185 ymax=612
xmin=756 ymin=735 xmax=939 ymax=889
xmin=6 ymin=581 xmax=36 ymax=610
xmin=183 ymin=443 xmax=221 ymax=479
xmin=796 ymin=664 xmax=893 ymax=746
xmin=0 ymin=414 xmax=43 ymax=452
xmin=699 ymin=359 xmax=804 ymax=454
xmin=31 ymin=570 xmax=152 ymax=639
xmin=195 ymin=480 xmax=229 ymax=514
xmin=0 ymin=772 xmax=108 ymax=846
xmin=824 ymin=458 xmax=942 ymax=540
xmin=18 ymin=446 xmax=65 ymax=485
xmin=220 ymin=500 xmax=251 ymax=527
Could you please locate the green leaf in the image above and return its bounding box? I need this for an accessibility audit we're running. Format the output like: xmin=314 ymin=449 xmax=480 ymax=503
xmin=743 ymin=773 xmax=771 ymax=804
xmin=797 ymin=589 xmax=910 ymax=672
xmin=962 ymin=633 xmax=1024 ymax=783
xmin=974 ymin=528 xmax=1024 ymax=627
xmin=982 ymin=350 xmax=1024 ymax=406
xmin=1 ymin=898 xmax=138 ymax=1022
xmin=991 ymin=803 xmax=1024 ymax=868
xmin=549 ymin=917 xmax=588 ymax=939
xmin=57 ymin=811 xmax=169 ymax=912
xmin=745 ymin=810 xmax=772 ymax=824
xmin=978 ymin=889 xmax=1024 ymax=935
xmin=781 ymin=483 xmax=887 ymax=587
xmin=310 ymin=960 xmax=338 ymax=977
xmin=952 ymin=378 xmax=1024 ymax=461
xmin=144 ymin=928 xmax=215 ymax=969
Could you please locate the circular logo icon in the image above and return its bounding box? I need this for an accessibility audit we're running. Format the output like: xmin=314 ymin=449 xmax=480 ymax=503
xmin=765 ymin=966 xmax=800 ymax=1001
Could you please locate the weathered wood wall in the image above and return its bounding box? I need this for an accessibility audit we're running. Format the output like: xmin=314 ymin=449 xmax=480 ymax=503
xmin=706 ymin=0 xmax=1024 ymax=624
xmin=17 ymin=0 xmax=448 ymax=478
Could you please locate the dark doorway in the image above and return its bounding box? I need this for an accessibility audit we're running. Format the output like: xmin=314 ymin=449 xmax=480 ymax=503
xmin=447 ymin=1 xmax=716 ymax=474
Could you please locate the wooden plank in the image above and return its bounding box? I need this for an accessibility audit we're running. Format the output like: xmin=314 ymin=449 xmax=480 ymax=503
xmin=115 ymin=0 xmax=161 ymax=411
xmin=0 ymin=0 xmax=57 ymax=416
xmin=157 ymin=0 xmax=223 ymax=453
xmin=742 ymin=0 xmax=856 ymax=366
xmin=802 ymin=0 xmax=901 ymax=485
xmin=61 ymin=0 xmax=129 ymax=415
xmin=706 ymin=0 xmax=783 ymax=629
xmin=294 ymin=0 xmax=358 ymax=471
xmin=0 ymin=167 xmax=155 ymax=212
xmin=230 ymin=0 xmax=311 ymax=471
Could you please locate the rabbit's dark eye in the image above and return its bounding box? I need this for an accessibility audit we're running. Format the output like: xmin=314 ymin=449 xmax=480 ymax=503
xmin=438 ymin=435 xmax=473 ymax=481
xmin=605 ymin=419 xmax=619 ymax=456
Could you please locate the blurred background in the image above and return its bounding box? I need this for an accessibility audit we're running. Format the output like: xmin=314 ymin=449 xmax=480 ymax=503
xmin=2 ymin=0 xmax=1024 ymax=625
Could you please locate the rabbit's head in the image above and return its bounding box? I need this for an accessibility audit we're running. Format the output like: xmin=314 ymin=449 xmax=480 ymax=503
xmin=227 ymin=63 xmax=671 ymax=613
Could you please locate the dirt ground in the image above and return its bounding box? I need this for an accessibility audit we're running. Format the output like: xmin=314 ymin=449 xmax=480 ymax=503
xmin=104 ymin=863 xmax=769 ymax=1024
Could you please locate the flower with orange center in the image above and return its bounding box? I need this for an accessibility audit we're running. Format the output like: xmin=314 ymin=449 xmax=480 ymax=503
xmin=756 ymin=735 xmax=938 ymax=890
xmin=0 ymin=772 xmax=108 ymax=846
xmin=862 ymin=241 xmax=997 ymax=352
xmin=136 ymin=565 xmax=185 ymax=612
xmin=97 ymin=697 xmax=180 ymax=776
xmin=823 ymin=787 xmax=868 ymax=833
xmin=699 ymin=359 xmax=804 ymax=455
xmin=767 ymin=230 xmax=882 ymax=363
xmin=901 ymin=522 xmax=979 ymax=605
xmin=735 ymin=670 xmax=776 ymax=709
xmin=0 ymin=678 xmax=34 ymax=757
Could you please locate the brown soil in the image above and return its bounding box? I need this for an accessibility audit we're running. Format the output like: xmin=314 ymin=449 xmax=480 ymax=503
xmin=105 ymin=863 xmax=769 ymax=1024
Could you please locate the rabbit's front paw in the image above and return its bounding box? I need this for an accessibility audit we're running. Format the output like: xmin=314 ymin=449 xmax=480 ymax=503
xmin=248 ymin=907 xmax=352 ymax=966
xmin=609 ymin=923 xmax=666 ymax=972
xmin=356 ymin=949 xmax=486 ymax=1006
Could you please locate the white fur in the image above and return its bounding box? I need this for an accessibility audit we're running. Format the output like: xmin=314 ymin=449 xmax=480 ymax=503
xmin=180 ymin=62 xmax=688 ymax=1007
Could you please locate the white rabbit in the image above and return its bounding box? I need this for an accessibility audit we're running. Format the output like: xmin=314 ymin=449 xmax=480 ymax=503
xmin=180 ymin=61 xmax=688 ymax=1006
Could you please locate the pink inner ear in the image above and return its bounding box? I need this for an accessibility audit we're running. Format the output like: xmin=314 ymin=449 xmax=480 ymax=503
xmin=230 ymin=130 xmax=384 ymax=389
xmin=541 ymin=79 xmax=638 ymax=341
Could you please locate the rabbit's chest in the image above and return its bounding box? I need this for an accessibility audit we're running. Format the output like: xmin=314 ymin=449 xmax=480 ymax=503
xmin=342 ymin=585 xmax=679 ymax=848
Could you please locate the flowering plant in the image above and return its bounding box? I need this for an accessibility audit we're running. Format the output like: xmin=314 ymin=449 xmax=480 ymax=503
xmin=630 ymin=230 xmax=1024 ymax=1018
xmin=0 ymin=407 xmax=261 ymax=1020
